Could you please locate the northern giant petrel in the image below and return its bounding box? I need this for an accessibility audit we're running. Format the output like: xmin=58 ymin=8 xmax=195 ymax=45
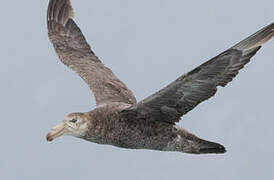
xmin=46 ymin=0 xmax=273 ymax=154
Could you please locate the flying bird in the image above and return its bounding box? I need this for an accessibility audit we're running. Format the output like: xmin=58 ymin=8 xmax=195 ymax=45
xmin=46 ymin=0 xmax=274 ymax=154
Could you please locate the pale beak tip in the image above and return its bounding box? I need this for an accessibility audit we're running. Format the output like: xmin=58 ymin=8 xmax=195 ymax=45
xmin=46 ymin=122 xmax=66 ymax=142
xmin=46 ymin=132 xmax=54 ymax=142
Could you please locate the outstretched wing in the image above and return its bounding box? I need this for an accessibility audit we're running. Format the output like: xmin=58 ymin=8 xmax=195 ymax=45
xmin=123 ymin=23 xmax=273 ymax=124
xmin=47 ymin=0 xmax=136 ymax=106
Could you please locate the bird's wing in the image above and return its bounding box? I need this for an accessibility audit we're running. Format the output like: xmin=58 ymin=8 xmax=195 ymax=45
xmin=122 ymin=23 xmax=273 ymax=124
xmin=47 ymin=0 xmax=136 ymax=106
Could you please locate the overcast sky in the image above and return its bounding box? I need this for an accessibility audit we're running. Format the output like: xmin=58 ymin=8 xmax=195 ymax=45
xmin=1 ymin=0 xmax=273 ymax=180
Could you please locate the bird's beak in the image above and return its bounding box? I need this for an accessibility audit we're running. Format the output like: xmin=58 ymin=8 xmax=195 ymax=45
xmin=46 ymin=122 xmax=67 ymax=142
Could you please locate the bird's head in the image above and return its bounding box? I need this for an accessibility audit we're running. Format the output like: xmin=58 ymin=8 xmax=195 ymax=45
xmin=46 ymin=112 xmax=89 ymax=142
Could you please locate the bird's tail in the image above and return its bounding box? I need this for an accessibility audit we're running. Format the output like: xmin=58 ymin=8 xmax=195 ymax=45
xmin=232 ymin=23 xmax=274 ymax=53
xmin=178 ymin=129 xmax=226 ymax=154
xmin=196 ymin=139 xmax=226 ymax=154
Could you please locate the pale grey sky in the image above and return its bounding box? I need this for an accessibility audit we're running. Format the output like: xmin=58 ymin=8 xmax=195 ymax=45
xmin=1 ymin=0 xmax=274 ymax=180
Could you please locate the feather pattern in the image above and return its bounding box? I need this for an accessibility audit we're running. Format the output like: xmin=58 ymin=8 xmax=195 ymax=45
xmin=47 ymin=0 xmax=137 ymax=106
xmin=123 ymin=23 xmax=273 ymax=124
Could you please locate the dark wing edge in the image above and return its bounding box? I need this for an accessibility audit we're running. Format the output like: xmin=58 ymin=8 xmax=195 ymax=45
xmin=122 ymin=23 xmax=273 ymax=124
xmin=47 ymin=0 xmax=137 ymax=106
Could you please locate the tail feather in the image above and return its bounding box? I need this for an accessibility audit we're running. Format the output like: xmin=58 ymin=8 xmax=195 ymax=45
xmin=197 ymin=140 xmax=226 ymax=154
xmin=181 ymin=133 xmax=227 ymax=154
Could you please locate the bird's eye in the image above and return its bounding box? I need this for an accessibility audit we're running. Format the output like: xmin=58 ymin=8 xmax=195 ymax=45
xmin=70 ymin=119 xmax=77 ymax=123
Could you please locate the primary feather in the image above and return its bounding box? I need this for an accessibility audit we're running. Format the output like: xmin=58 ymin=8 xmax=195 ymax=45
xmin=124 ymin=23 xmax=273 ymax=124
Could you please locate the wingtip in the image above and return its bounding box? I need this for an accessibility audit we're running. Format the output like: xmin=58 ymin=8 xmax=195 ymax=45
xmin=47 ymin=0 xmax=74 ymax=26
xmin=232 ymin=22 xmax=274 ymax=51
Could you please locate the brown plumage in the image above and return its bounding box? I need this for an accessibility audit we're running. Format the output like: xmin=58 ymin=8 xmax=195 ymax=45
xmin=46 ymin=0 xmax=274 ymax=154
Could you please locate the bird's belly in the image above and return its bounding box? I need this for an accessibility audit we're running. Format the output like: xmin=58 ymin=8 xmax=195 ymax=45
xmin=108 ymin=121 xmax=177 ymax=150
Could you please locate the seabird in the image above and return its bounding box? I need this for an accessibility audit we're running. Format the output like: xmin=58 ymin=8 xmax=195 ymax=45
xmin=46 ymin=0 xmax=273 ymax=154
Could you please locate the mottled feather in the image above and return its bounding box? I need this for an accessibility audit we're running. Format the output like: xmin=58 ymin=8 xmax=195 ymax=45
xmin=47 ymin=0 xmax=136 ymax=106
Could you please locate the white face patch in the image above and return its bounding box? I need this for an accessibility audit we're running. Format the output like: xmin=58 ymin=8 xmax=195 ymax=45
xmin=64 ymin=113 xmax=88 ymax=138
xmin=75 ymin=122 xmax=88 ymax=137
xmin=66 ymin=123 xmax=87 ymax=138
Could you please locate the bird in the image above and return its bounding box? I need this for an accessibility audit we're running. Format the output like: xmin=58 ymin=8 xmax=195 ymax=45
xmin=46 ymin=0 xmax=273 ymax=154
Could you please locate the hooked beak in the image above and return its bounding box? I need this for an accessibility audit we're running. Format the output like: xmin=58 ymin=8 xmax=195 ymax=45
xmin=46 ymin=122 xmax=67 ymax=142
